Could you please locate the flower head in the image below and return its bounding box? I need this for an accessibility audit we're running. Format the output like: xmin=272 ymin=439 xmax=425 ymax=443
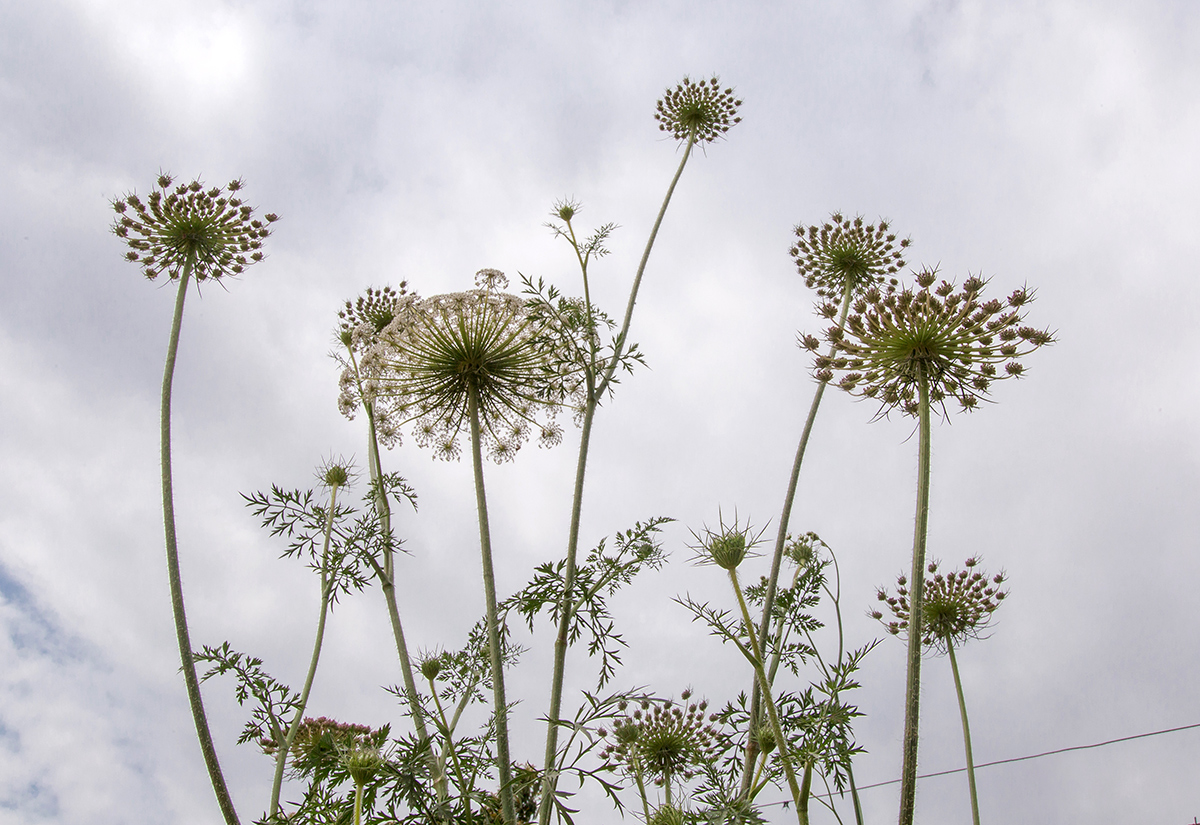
xmin=600 ymin=693 xmax=724 ymax=788
xmin=872 ymin=557 xmax=1008 ymax=653
xmin=688 ymin=513 xmax=767 ymax=571
xmin=655 ymin=76 xmax=742 ymax=144
xmin=811 ymin=268 xmax=1055 ymax=418
xmin=111 ymin=174 xmax=277 ymax=282
xmin=791 ymin=213 xmax=910 ymax=302
xmin=315 ymin=455 xmax=356 ymax=489
xmin=350 ymin=270 xmax=581 ymax=460
xmin=338 ymin=284 xmax=412 ymax=347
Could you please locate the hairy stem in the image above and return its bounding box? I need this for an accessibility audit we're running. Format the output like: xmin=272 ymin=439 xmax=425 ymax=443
xmin=537 ymin=135 xmax=697 ymax=825
xmin=741 ymin=285 xmax=852 ymax=797
xmin=729 ymin=567 xmax=806 ymax=825
xmin=159 ymin=261 xmax=241 ymax=825
xmin=946 ymin=638 xmax=981 ymax=825
xmin=898 ymin=367 xmax=932 ymax=825
xmin=268 ymin=481 xmax=340 ymax=819
xmin=429 ymin=675 xmax=476 ymax=825
xmin=354 ymin=373 xmax=444 ymax=814
xmin=468 ymin=381 xmax=516 ymax=825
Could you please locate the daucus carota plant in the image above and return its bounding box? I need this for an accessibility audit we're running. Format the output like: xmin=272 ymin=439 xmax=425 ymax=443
xmin=533 ymin=75 xmax=741 ymax=825
xmin=743 ymin=215 xmax=908 ymax=800
xmin=358 ymin=269 xmax=577 ymax=824
xmin=815 ymin=268 xmax=1052 ymax=825
xmin=111 ymin=174 xmax=277 ymax=825
xmin=873 ymin=558 xmax=1008 ymax=825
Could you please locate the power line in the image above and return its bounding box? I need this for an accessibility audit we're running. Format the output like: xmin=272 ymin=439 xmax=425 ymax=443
xmin=792 ymin=721 xmax=1200 ymax=802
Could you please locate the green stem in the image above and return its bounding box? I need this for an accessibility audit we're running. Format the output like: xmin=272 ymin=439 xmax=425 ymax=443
xmin=159 ymin=261 xmax=241 ymax=825
xmin=729 ymin=567 xmax=806 ymax=825
xmin=898 ymin=367 xmax=932 ymax=825
xmin=741 ymin=286 xmax=853 ymax=797
xmin=537 ymin=134 xmax=697 ymax=825
xmin=354 ymin=781 xmax=364 ymax=825
xmin=268 ymin=482 xmax=340 ymax=819
xmin=352 ymin=363 xmax=444 ymax=815
xmin=468 ymin=381 xmax=516 ymax=825
xmin=946 ymin=638 xmax=981 ymax=825
xmin=429 ymin=676 xmax=475 ymax=825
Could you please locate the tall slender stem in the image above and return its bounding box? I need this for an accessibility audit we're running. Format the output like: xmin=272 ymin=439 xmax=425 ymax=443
xmin=268 ymin=481 xmax=340 ymax=819
xmin=346 ymin=344 xmax=444 ymax=813
xmin=729 ymin=567 xmax=806 ymax=825
xmin=898 ymin=367 xmax=932 ymax=825
xmin=159 ymin=261 xmax=241 ymax=825
xmin=468 ymin=381 xmax=516 ymax=825
xmin=946 ymin=638 xmax=981 ymax=825
xmin=741 ymin=285 xmax=853 ymax=796
xmin=537 ymin=135 xmax=697 ymax=825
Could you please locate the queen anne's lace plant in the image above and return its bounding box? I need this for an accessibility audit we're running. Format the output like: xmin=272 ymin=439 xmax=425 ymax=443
xmin=112 ymin=173 xmax=276 ymax=825
xmin=354 ymin=269 xmax=580 ymax=462
xmin=111 ymin=174 xmax=277 ymax=282
xmin=872 ymin=558 xmax=1008 ymax=825
xmin=654 ymin=76 xmax=742 ymax=143
xmin=810 ymin=268 xmax=1055 ymax=418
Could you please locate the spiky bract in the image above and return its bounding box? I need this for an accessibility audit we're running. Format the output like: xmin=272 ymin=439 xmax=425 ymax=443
xmin=111 ymin=174 xmax=277 ymax=281
xmin=810 ymin=269 xmax=1054 ymax=417
xmin=791 ymin=213 xmax=910 ymax=302
xmin=655 ymin=76 xmax=742 ymax=143
xmin=873 ymin=558 xmax=1008 ymax=653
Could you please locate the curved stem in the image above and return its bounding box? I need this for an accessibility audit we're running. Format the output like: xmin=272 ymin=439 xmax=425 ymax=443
xmin=468 ymin=381 xmax=516 ymax=825
xmin=268 ymin=482 xmax=340 ymax=819
xmin=159 ymin=262 xmax=241 ymax=825
xmin=597 ymin=134 xmax=695 ymax=398
xmin=741 ymin=285 xmax=853 ymax=796
xmin=898 ymin=367 xmax=932 ymax=825
xmin=729 ymin=567 xmax=806 ymax=825
xmin=946 ymin=638 xmax=981 ymax=825
xmin=538 ymin=135 xmax=697 ymax=825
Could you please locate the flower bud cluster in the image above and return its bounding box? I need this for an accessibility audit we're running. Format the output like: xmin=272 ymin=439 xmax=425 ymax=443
xmin=688 ymin=515 xmax=765 ymax=571
xmin=655 ymin=76 xmax=742 ymax=143
xmin=809 ymin=269 xmax=1055 ymax=417
xmin=872 ymin=557 xmax=1008 ymax=652
xmin=599 ymin=692 xmax=724 ymax=787
xmin=791 ymin=213 xmax=909 ymax=301
xmin=260 ymin=715 xmax=373 ymax=758
xmin=111 ymin=174 xmax=277 ymax=282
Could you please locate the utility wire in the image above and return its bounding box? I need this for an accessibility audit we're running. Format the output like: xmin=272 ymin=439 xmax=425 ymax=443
xmin=784 ymin=720 xmax=1200 ymax=803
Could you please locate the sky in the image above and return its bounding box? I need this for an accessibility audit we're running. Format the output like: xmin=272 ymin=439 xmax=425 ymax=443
xmin=1 ymin=0 xmax=1199 ymax=823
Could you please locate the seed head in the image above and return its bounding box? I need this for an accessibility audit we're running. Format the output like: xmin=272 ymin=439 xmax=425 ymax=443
xmin=791 ymin=213 xmax=910 ymax=301
xmin=338 ymin=284 xmax=412 ymax=345
xmin=872 ymin=557 xmax=1009 ymax=653
xmin=819 ymin=268 xmax=1055 ymax=418
xmin=111 ymin=174 xmax=277 ymax=282
xmin=655 ymin=75 xmax=742 ymax=144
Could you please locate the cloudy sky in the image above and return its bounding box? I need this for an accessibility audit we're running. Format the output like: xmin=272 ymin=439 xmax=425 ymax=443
xmin=2 ymin=0 xmax=1199 ymax=823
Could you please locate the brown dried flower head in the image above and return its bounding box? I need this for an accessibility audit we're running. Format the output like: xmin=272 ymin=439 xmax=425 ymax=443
xmin=655 ymin=76 xmax=742 ymax=143
xmin=791 ymin=213 xmax=910 ymax=302
xmin=872 ymin=557 xmax=1008 ymax=653
xmin=599 ymin=692 xmax=724 ymax=788
xmin=111 ymin=173 xmax=277 ymax=282
xmin=810 ymin=268 xmax=1055 ymax=418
